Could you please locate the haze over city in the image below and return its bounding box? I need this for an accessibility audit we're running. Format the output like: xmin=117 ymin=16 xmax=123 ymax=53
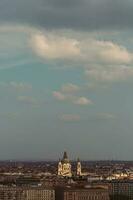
xmin=0 ymin=0 xmax=133 ymax=160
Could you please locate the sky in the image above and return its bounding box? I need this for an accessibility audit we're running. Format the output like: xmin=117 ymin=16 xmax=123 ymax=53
xmin=0 ymin=0 xmax=133 ymax=160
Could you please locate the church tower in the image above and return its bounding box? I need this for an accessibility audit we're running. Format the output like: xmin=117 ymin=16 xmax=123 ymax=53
xmin=58 ymin=151 xmax=72 ymax=177
xmin=76 ymin=158 xmax=82 ymax=176
xmin=57 ymin=160 xmax=62 ymax=176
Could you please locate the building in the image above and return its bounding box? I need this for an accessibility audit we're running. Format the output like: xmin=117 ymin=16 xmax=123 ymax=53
xmin=0 ymin=187 xmax=25 ymax=200
xmin=16 ymin=176 xmax=41 ymax=186
xmin=58 ymin=152 xmax=82 ymax=177
xmin=25 ymin=188 xmax=55 ymax=200
xmin=58 ymin=152 xmax=72 ymax=177
xmin=76 ymin=158 xmax=82 ymax=176
xmin=110 ymin=180 xmax=133 ymax=199
xmin=0 ymin=187 xmax=55 ymax=200
xmin=56 ymin=187 xmax=110 ymax=200
xmin=92 ymin=180 xmax=133 ymax=199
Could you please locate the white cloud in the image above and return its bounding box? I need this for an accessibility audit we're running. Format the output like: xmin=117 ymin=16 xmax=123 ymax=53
xmin=60 ymin=114 xmax=80 ymax=122
xmin=85 ymin=66 xmax=133 ymax=82
xmin=31 ymin=33 xmax=80 ymax=60
xmin=53 ymin=91 xmax=66 ymax=101
xmin=1 ymin=25 xmax=133 ymax=83
xmin=0 ymin=25 xmax=132 ymax=67
xmin=30 ymin=30 xmax=133 ymax=83
xmin=30 ymin=30 xmax=133 ymax=65
xmin=82 ymin=40 xmax=132 ymax=65
xmin=53 ymin=90 xmax=92 ymax=106
xmin=73 ymin=97 xmax=93 ymax=105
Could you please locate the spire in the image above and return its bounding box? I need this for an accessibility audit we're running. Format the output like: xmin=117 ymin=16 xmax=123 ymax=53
xmin=63 ymin=151 xmax=68 ymax=159
xmin=62 ymin=151 xmax=70 ymax=163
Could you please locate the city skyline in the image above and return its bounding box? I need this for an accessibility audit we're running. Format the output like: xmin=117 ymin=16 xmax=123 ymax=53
xmin=0 ymin=0 xmax=133 ymax=160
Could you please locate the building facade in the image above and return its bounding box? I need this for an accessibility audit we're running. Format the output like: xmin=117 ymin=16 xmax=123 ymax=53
xmin=58 ymin=152 xmax=72 ymax=177
xmin=0 ymin=187 xmax=55 ymax=200
xmin=25 ymin=188 xmax=55 ymax=200
xmin=58 ymin=152 xmax=82 ymax=177
xmin=63 ymin=188 xmax=110 ymax=200
xmin=0 ymin=187 xmax=25 ymax=200
xmin=110 ymin=180 xmax=133 ymax=200
xmin=76 ymin=158 xmax=82 ymax=176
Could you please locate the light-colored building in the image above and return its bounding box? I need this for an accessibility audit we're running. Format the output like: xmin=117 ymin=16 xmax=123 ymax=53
xmin=63 ymin=188 xmax=110 ymax=200
xmin=0 ymin=187 xmax=55 ymax=200
xmin=25 ymin=188 xmax=55 ymax=200
xmin=0 ymin=187 xmax=25 ymax=200
xmin=58 ymin=152 xmax=72 ymax=177
xmin=111 ymin=180 xmax=133 ymax=200
xmin=58 ymin=152 xmax=82 ymax=177
xmin=76 ymin=158 xmax=82 ymax=176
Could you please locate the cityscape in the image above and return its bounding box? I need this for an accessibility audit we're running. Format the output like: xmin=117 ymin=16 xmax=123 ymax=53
xmin=0 ymin=152 xmax=132 ymax=199
xmin=1 ymin=0 xmax=133 ymax=199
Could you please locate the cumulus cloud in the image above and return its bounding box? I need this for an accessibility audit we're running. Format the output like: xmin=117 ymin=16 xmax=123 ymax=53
xmin=60 ymin=114 xmax=80 ymax=122
xmin=73 ymin=97 xmax=93 ymax=105
xmin=53 ymin=88 xmax=92 ymax=106
xmin=30 ymin=31 xmax=133 ymax=85
xmin=53 ymin=91 xmax=66 ymax=101
xmin=82 ymin=40 xmax=132 ymax=65
xmin=31 ymin=32 xmax=132 ymax=66
xmin=85 ymin=66 xmax=133 ymax=82
xmin=1 ymin=24 xmax=133 ymax=84
xmin=31 ymin=33 xmax=80 ymax=60
xmin=29 ymin=30 xmax=133 ymax=84
xmin=53 ymin=91 xmax=74 ymax=102
xmin=52 ymin=83 xmax=80 ymax=102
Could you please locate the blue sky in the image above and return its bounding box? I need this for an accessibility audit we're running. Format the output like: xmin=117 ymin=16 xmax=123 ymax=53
xmin=0 ymin=0 xmax=133 ymax=160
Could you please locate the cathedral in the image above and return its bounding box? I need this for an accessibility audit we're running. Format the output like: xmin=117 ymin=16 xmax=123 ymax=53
xmin=57 ymin=152 xmax=82 ymax=177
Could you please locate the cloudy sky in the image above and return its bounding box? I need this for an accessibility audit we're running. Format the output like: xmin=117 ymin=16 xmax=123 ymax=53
xmin=0 ymin=0 xmax=133 ymax=160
